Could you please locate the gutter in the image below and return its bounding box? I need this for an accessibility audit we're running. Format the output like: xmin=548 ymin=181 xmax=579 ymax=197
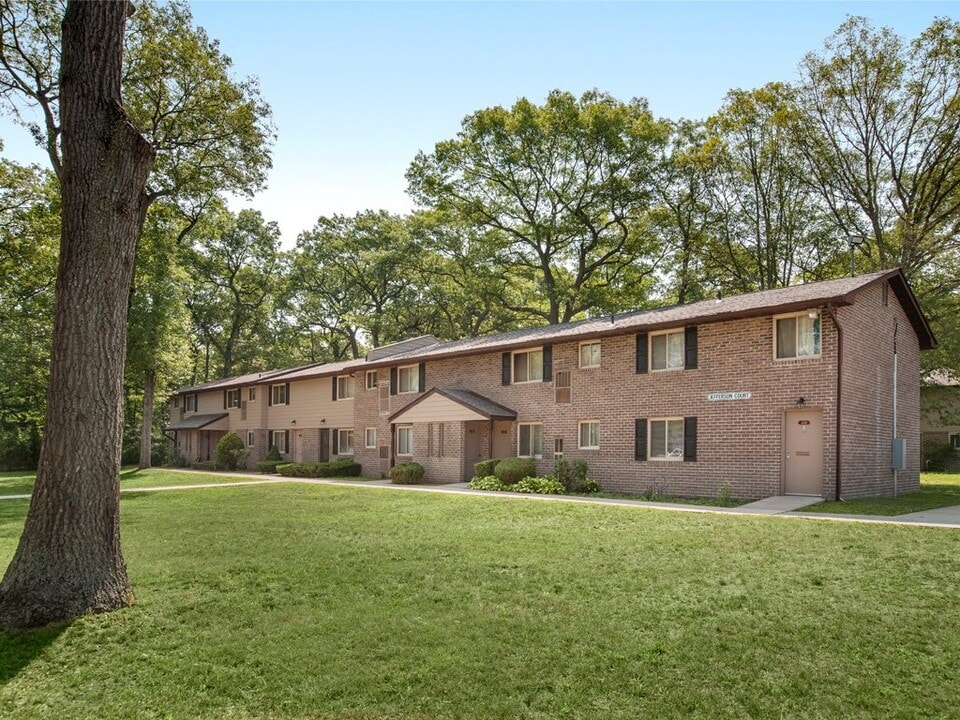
xmin=825 ymin=304 xmax=843 ymax=501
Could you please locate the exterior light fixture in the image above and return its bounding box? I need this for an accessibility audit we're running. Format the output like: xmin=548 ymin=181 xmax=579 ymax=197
xmin=845 ymin=234 xmax=867 ymax=277
xmin=796 ymin=397 xmax=806 ymax=407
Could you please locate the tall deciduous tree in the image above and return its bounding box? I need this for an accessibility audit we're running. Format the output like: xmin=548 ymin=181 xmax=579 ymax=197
xmin=408 ymin=90 xmax=670 ymax=325
xmin=0 ymin=0 xmax=154 ymax=628
xmin=0 ymin=0 xmax=274 ymax=467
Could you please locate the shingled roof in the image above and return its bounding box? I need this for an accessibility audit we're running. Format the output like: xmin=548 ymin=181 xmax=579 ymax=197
xmin=174 ymin=268 xmax=935 ymax=393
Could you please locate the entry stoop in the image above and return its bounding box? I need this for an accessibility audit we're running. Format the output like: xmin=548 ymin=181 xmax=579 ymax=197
xmin=738 ymin=495 xmax=823 ymax=515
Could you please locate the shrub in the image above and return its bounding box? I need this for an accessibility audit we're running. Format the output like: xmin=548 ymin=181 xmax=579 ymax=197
xmin=494 ymin=457 xmax=536 ymax=485
xmin=513 ymin=476 xmax=565 ymax=495
xmin=264 ymin=445 xmax=283 ymax=462
xmin=168 ymin=448 xmax=189 ymax=468
xmin=572 ymin=459 xmax=589 ymax=486
xmin=190 ymin=460 xmax=217 ymax=471
xmin=255 ymin=459 xmax=286 ymax=474
xmin=216 ymin=432 xmax=249 ymax=471
xmin=553 ymin=459 xmax=573 ymax=489
xmin=923 ymin=440 xmax=956 ymax=471
xmin=468 ymin=475 xmax=506 ymax=491
xmin=716 ymin=482 xmax=733 ymax=506
xmin=474 ymin=458 xmax=503 ymax=477
xmin=390 ymin=462 xmax=425 ymax=485
xmin=277 ymin=459 xmax=363 ymax=478
xmin=573 ymin=478 xmax=600 ymax=494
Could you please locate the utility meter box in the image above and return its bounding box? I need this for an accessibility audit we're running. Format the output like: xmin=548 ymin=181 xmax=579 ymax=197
xmin=891 ymin=438 xmax=907 ymax=470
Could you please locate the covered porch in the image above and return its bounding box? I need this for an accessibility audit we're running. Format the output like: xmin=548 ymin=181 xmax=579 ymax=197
xmin=166 ymin=413 xmax=230 ymax=463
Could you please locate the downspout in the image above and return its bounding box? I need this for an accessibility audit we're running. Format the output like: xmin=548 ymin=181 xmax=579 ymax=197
xmin=825 ymin=304 xmax=843 ymax=501
xmin=893 ymin=320 xmax=899 ymax=498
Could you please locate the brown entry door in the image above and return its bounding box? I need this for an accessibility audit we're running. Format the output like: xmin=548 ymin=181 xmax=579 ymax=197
xmin=784 ymin=409 xmax=823 ymax=495
xmin=463 ymin=422 xmax=485 ymax=481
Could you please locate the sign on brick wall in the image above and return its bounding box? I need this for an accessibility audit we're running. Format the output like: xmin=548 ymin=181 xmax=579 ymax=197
xmin=707 ymin=391 xmax=752 ymax=401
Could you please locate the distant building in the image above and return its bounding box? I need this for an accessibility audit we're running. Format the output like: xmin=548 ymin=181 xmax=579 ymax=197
xmin=921 ymin=372 xmax=960 ymax=471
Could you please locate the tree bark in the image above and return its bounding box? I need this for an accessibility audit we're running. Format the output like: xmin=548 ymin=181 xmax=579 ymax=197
xmin=0 ymin=1 xmax=155 ymax=629
xmin=138 ymin=369 xmax=155 ymax=470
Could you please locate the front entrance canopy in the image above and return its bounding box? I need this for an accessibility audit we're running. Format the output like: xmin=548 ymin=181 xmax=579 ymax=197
xmin=165 ymin=413 xmax=230 ymax=431
xmin=389 ymin=388 xmax=517 ymax=424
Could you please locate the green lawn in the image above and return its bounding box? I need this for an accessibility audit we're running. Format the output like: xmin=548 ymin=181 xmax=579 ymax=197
xmin=0 ymin=467 xmax=277 ymax=497
xmin=2 ymin=471 xmax=960 ymax=718
xmin=800 ymin=472 xmax=960 ymax=516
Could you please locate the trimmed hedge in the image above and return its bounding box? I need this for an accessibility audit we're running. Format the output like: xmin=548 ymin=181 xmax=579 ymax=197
xmin=390 ymin=462 xmax=425 ymax=485
xmin=255 ymin=459 xmax=287 ymax=474
xmin=190 ymin=460 xmax=217 ymax=471
xmin=474 ymin=458 xmax=504 ymax=477
xmin=468 ymin=474 xmax=565 ymax=495
xmin=494 ymin=457 xmax=536 ymax=485
xmin=277 ymin=459 xmax=362 ymax=478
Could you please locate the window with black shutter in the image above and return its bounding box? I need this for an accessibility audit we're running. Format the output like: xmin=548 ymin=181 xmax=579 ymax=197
xmin=635 ymin=419 xmax=647 ymax=461
xmin=502 ymin=352 xmax=511 ymax=386
xmin=684 ymin=326 xmax=698 ymax=370
xmin=683 ymin=417 xmax=697 ymax=462
xmin=542 ymin=345 xmax=552 ymax=382
xmin=636 ymin=333 xmax=648 ymax=374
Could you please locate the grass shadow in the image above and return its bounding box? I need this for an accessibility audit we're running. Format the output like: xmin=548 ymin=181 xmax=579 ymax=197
xmin=0 ymin=622 xmax=66 ymax=684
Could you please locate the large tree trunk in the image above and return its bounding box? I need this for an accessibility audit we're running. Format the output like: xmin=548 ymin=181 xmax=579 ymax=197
xmin=138 ymin=369 xmax=156 ymax=470
xmin=0 ymin=1 xmax=155 ymax=629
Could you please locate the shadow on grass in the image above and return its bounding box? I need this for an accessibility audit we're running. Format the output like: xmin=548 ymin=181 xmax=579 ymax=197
xmin=0 ymin=622 xmax=66 ymax=684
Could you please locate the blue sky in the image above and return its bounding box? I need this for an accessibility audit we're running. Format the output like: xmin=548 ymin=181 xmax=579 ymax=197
xmin=0 ymin=1 xmax=956 ymax=244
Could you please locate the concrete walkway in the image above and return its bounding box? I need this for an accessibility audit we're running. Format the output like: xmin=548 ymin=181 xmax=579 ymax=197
xmin=2 ymin=469 xmax=958 ymax=529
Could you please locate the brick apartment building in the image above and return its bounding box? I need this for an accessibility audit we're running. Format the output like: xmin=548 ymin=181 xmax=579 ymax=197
xmin=167 ymin=268 xmax=935 ymax=500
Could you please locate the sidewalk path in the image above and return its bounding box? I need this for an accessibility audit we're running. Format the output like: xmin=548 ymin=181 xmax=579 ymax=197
xmin=2 ymin=469 xmax=958 ymax=529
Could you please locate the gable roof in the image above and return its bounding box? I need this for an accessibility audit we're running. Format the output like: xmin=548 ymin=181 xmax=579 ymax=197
xmin=166 ymin=413 xmax=229 ymax=430
xmin=389 ymin=387 xmax=517 ymax=423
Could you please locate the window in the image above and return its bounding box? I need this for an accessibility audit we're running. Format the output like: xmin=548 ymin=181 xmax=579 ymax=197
xmin=650 ymin=418 xmax=684 ymax=460
xmin=173 ymin=396 xmax=180 ymax=408
xmin=554 ymin=438 xmax=564 ymax=459
xmin=555 ymin=370 xmax=571 ymax=404
xmin=951 ymin=434 xmax=960 ymax=450
xmin=185 ymin=394 xmax=197 ymax=412
xmin=397 ymin=426 xmax=414 ymax=455
xmin=269 ymin=430 xmax=288 ymax=454
xmin=270 ymin=383 xmax=288 ymax=406
xmin=776 ymin=312 xmax=821 ymax=359
xmin=513 ymin=349 xmax=544 ymax=383
xmin=248 ymin=387 xmax=256 ymax=401
xmin=366 ymin=370 xmax=378 ymax=389
xmin=337 ymin=429 xmax=355 ymax=455
xmin=579 ymin=421 xmax=600 ymax=450
xmin=246 ymin=431 xmax=255 ymax=447
xmin=365 ymin=427 xmax=377 ymax=449
xmin=336 ymin=375 xmax=355 ymax=400
xmin=651 ymin=330 xmax=684 ymax=371
xmin=226 ymin=389 xmax=241 ymax=408
xmin=579 ymin=341 xmax=601 ymax=369
xmin=398 ymin=365 xmax=419 ymax=394
xmin=518 ymin=423 xmax=544 ymax=458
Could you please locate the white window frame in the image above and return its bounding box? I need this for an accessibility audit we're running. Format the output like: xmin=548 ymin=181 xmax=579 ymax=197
xmin=579 ymin=341 xmax=601 ymax=369
xmin=185 ymin=394 xmax=197 ymax=412
xmin=517 ymin=423 xmax=544 ymax=459
xmin=246 ymin=431 xmax=255 ymax=447
xmin=365 ymin=427 xmax=377 ymax=449
xmin=248 ymin=387 xmax=256 ymax=402
xmin=578 ymin=421 xmax=600 ymax=450
xmin=336 ymin=375 xmax=355 ymax=400
xmin=774 ymin=311 xmax=822 ymax=360
xmin=269 ymin=430 xmax=288 ymax=454
xmin=650 ymin=329 xmax=685 ymax=372
xmin=512 ymin=348 xmax=544 ymax=384
xmin=366 ymin=370 xmax=378 ymax=390
xmin=951 ymin=433 xmax=960 ymax=450
xmin=226 ymin=389 xmax=241 ymax=408
xmin=397 ymin=426 xmax=414 ymax=456
xmin=649 ymin=417 xmax=684 ymax=461
xmin=270 ymin=384 xmax=288 ymax=406
xmin=337 ymin=428 xmax=355 ymax=455
xmin=397 ymin=365 xmax=420 ymax=394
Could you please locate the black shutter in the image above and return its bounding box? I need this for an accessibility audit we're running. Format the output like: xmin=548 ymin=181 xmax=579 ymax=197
xmin=332 ymin=429 xmax=339 ymax=455
xmin=268 ymin=430 xmax=273 ymax=448
xmin=542 ymin=345 xmax=552 ymax=382
xmin=284 ymin=430 xmax=290 ymax=455
xmin=332 ymin=377 xmax=338 ymax=402
xmin=285 ymin=383 xmax=290 ymax=405
xmin=683 ymin=417 xmax=697 ymax=462
xmin=418 ymin=362 xmax=426 ymax=393
xmin=268 ymin=386 xmax=273 ymax=406
xmin=636 ymin=333 xmax=648 ymax=374
xmin=502 ymin=352 xmax=511 ymax=385
xmin=390 ymin=367 xmax=398 ymax=395
xmin=223 ymin=390 xmax=227 ymax=409
xmin=635 ymin=419 xmax=647 ymax=461
xmin=685 ymin=326 xmax=698 ymax=370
